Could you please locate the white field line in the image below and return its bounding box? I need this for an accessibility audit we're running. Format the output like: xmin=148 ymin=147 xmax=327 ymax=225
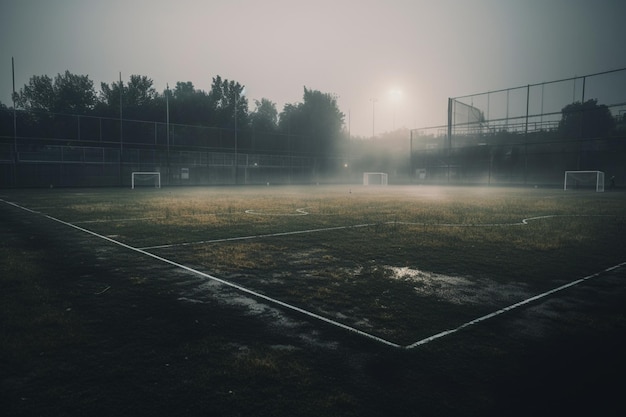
xmin=143 ymin=214 xmax=614 ymax=250
xmin=140 ymin=223 xmax=376 ymax=250
xmin=141 ymin=211 xmax=622 ymax=348
xmin=245 ymin=207 xmax=310 ymax=216
xmin=395 ymin=214 xmax=614 ymax=228
xmin=4 ymin=198 xmax=621 ymax=350
xmin=73 ymin=209 xmax=329 ymax=225
xmin=74 ymin=216 xmax=166 ymax=224
xmin=52 ymin=213 xmax=617 ymax=227
xmin=73 ymin=212 xmax=232 ymax=224
xmin=1 ymin=199 xmax=400 ymax=349
xmin=405 ymin=260 xmax=626 ymax=349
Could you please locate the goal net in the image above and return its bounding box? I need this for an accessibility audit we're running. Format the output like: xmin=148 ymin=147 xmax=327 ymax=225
xmin=363 ymin=172 xmax=388 ymax=186
xmin=563 ymin=170 xmax=604 ymax=192
xmin=132 ymin=172 xmax=161 ymax=189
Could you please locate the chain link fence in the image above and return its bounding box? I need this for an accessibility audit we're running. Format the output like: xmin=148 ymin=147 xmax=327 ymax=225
xmin=0 ymin=109 xmax=331 ymax=187
xmin=410 ymin=68 xmax=626 ymax=187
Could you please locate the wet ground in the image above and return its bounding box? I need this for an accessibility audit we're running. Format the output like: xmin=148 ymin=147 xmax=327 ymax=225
xmin=2 ymin=199 xmax=626 ymax=416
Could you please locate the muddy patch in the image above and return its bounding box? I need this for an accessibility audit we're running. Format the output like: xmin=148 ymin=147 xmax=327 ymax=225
xmin=385 ymin=266 xmax=531 ymax=306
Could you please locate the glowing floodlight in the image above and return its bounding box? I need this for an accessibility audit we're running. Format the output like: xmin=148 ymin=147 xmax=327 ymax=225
xmin=389 ymin=89 xmax=403 ymax=130
xmin=389 ymin=89 xmax=403 ymax=100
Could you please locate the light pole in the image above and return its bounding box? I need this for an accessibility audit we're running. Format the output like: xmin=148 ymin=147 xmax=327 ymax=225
xmin=119 ymin=72 xmax=123 ymax=186
xmin=234 ymin=86 xmax=246 ymax=185
xmin=370 ymin=98 xmax=378 ymax=138
xmin=119 ymin=72 xmax=123 ymax=152
xmin=166 ymin=83 xmax=170 ymax=185
xmin=11 ymin=57 xmax=17 ymax=186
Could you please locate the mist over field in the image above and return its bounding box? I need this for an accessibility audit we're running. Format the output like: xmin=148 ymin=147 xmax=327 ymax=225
xmin=1 ymin=2 xmax=626 ymax=415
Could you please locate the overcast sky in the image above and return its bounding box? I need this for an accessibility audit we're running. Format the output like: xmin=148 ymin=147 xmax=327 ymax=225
xmin=1 ymin=0 xmax=625 ymax=137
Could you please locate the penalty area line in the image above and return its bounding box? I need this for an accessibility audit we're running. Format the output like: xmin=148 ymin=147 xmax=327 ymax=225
xmin=5 ymin=198 xmax=621 ymax=351
xmin=139 ymin=223 xmax=378 ymax=250
xmin=134 ymin=214 xmax=618 ymax=250
xmin=404 ymin=260 xmax=626 ymax=349
xmin=1 ymin=199 xmax=401 ymax=349
xmin=395 ymin=214 xmax=615 ymax=228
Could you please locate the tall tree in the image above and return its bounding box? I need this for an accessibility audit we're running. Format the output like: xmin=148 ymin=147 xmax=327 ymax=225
xmin=208 ymin=76 xmax=248 ymax=128
xmin=173 ymin=81 xmax=196 ymax=100
xmin=0 ymin=102 xmax=12 ymax=138
xmin=53 ymin=71 xmax=97 ymax=114
xmin=16 ymin=71 xmax=96 ymax=114
xmin=249 ymin=98 xmax=280 ymax=152
xmin=125 ymin=74 xmax=157 ymax=107
xmin=559 ymin=99 xmax=615 ymax=139
xmin=98 ymin=79 xmax=123 ymax=116
xmin=250 ymin=98 xmax=278 ymax=132
xmin=97 ymin=74 xmax=157 ymax=118
xmin=168 ymin=81 xmax=213 ymax=125
xmin=15 ymin=75 xmax=54 ymax=112
xmin=278 ymin=87 xmax=344 ymax=157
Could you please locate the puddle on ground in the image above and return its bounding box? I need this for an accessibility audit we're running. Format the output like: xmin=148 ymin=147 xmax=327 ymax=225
xmin=385 ymin=266 xmax=531 ymax=306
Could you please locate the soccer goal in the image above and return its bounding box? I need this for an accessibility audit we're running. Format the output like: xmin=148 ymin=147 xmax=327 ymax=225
xmin=363 ymin=172 xmax=388 ymax=186
xmin=131 ymin=172 xmax=161 ymax=189
xmin=563 ymin=170 xmax=604 ymax=192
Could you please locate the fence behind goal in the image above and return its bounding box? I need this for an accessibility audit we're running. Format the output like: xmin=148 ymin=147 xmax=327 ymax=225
xmin=0 ymin=143 xmax=318 ymax=187
xmin=410 ymin=67 xmax=626 ymax=186
xmin=0 ymin=108 xmax=323 ymax=187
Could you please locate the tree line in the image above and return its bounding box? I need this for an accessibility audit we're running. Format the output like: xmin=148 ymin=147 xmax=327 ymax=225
xmin=1 ymin=70 xmax=346 ymax=158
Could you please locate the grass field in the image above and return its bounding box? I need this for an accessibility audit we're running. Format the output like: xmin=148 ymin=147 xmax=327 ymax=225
xmin=2 ymin=185 xmax=626 ymax=416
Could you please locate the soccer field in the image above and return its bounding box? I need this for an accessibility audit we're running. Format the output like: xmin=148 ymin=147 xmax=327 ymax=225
xmin=3 ymin=185 xmax=625 ymax=346
xmin=2 ymin=185 xmax=626 ymax=416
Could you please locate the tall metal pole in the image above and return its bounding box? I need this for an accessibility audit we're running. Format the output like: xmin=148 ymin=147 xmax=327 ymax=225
xmin=524 ymin=85 xmax=530 ymax=185
xmin=506 ymin=89 xmax=510 ymax=130
xmin=371 ymin=98 xmax=377 ymax=138
xmin=577 ymin=76 xmax=587 ymax=170
xmin=447 ymin=98 xmax=452 ymax=183
xmin=119 ymin=72 xmax=123 ymax=150
xmin=581 ymin=76 xmax=586 ymax=103
xmin=166 ymin=83 xmax=170 ymax=185
xmin=166 ymin=85 xmax=170 ymax=147
xmin=234 ymin=90 xmax=238 ymax=185
xmin=119 ymin=72 xmax=123 ymax=186
xmin=234 ymin=86 xmax=246 ymax=185
xmin=12 ymin=57 xmax=16 ymax=153
xmin=12 ymin=57 xmax=17 ymax=187
xmin=409 ymin=129 xmax=413 ymax=181
xmin=540 ymin=83 xmax=546 ymax=124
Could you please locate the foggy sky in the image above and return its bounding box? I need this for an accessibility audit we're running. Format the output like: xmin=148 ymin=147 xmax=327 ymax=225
xmin=1 ymin=0 xmax=625 ymax=137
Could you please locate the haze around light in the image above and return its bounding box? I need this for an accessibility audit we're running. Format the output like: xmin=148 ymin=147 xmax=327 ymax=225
xmin=1 ymin=0 xmax=625 ymax=137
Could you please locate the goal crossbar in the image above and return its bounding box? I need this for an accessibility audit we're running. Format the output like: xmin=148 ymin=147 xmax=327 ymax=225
xmin=132 ymin=171 xmax=161 ymax=189
xmin=363 ymin=172 xmax=388 ymax=186
xmin=563 ymin=170 xmax=604 ymax=192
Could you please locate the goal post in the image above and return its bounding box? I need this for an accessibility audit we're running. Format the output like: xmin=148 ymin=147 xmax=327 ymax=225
xmin=563 ymin=170 xmax=604 ymax=192
xmin=363 ymin=172 xmax=388 ymax=186
xmin=131 ymin=172 xmax=161 ymax=189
